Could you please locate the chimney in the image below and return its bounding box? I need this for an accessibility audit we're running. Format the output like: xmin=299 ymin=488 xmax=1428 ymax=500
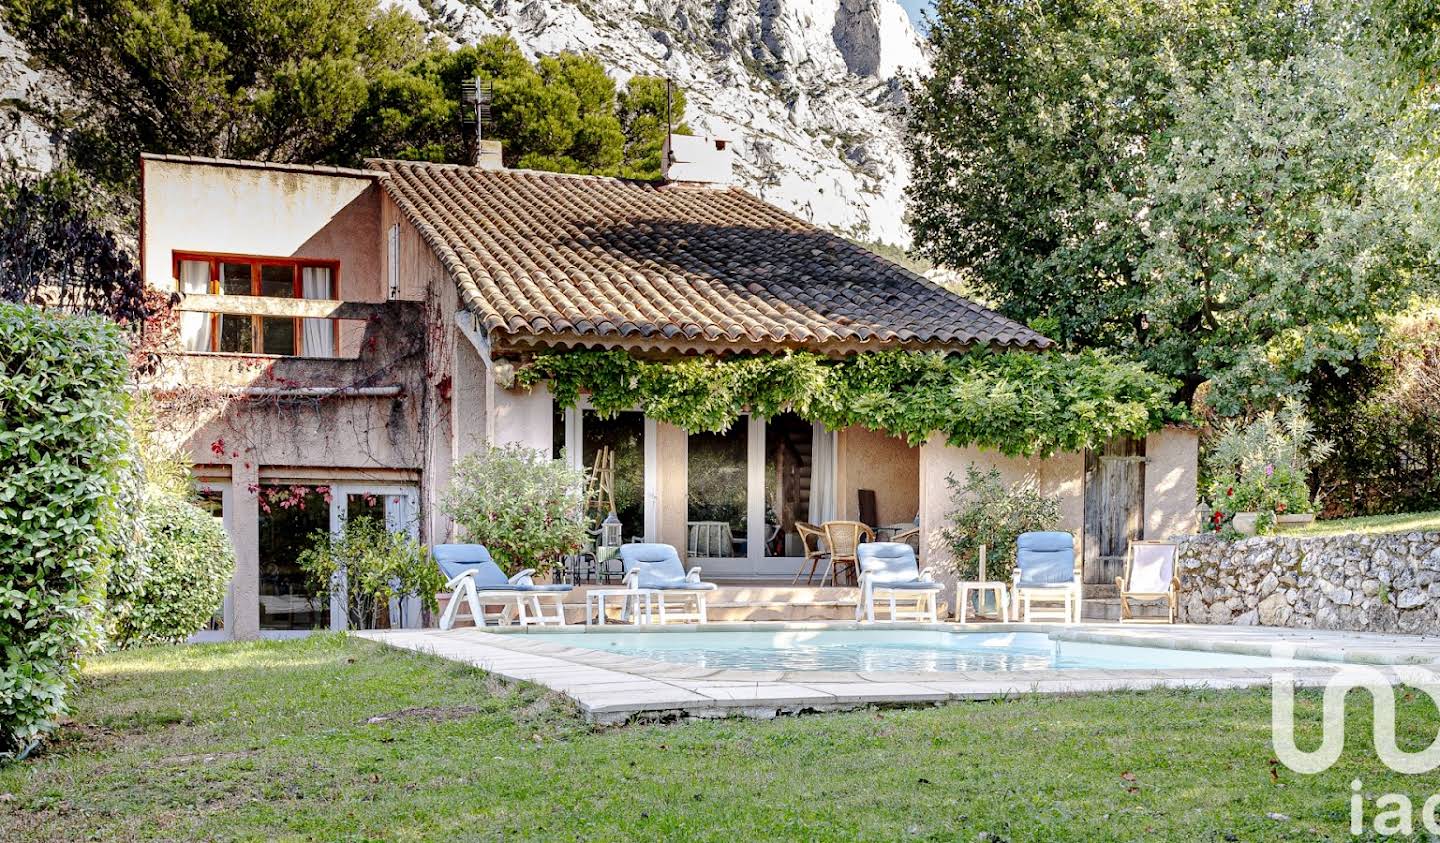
xmin=662 ymin=134 xmax=734 ymax=186
xmin=475 ymin=139 xmax=504 ymax=170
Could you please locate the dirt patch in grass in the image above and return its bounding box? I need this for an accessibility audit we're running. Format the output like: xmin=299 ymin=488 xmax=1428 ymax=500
xmin=362 ymin=705 xmax=482 ymax=725
xmin=157 ymin=749 xmax=260 ymax=765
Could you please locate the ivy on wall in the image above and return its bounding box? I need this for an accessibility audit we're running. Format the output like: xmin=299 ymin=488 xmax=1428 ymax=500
xmin=513 ymin=348 xmax=1184 ymax=457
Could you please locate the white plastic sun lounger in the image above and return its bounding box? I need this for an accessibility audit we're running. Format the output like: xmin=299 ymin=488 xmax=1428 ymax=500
xmin=434 ymin=544 xmax=573 ymax=629
xmin=854 ymin=542 xmax=943 ymax=623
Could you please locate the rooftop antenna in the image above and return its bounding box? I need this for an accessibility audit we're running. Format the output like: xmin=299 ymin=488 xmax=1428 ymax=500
xmin=460 ymin=77 xmax=494 ymax=165
xmin=665 ymin=77 xmax=673 ymax=164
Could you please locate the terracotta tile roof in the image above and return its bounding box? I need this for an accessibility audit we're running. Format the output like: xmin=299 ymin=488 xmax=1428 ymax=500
xmin=368 ymin=159 xmax=1052 ymax=354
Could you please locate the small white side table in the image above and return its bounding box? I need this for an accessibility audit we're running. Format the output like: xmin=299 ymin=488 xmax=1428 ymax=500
xmin=585 ymin=588 xmax=655 ymax=626
xmin=956 ymin=581 xmax=1009 ymax=624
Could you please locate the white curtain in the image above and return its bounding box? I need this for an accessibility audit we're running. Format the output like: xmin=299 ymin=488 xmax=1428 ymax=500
xmin=808 ymin=422 xmax=837 ymax=524
xmin=301 ymin=266 xmax=334 ymax=357
xmin=178 ymin=260 xmax=212 ymax=351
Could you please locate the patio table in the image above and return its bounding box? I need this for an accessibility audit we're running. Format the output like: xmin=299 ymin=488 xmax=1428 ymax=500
xmin=956 ymin=581 xmax=1010 ymax=623
xmin=585 ymin=588 xmax=656 ymax=626
xmin=875 ymin=522 xmax=918 ymax=541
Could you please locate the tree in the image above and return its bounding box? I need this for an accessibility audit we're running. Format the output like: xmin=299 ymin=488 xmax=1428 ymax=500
xmin=905 ymin=0 xmax=1438 ymax=412
xmin=297 ymin=515 xmax=439 ymax=630
xmin=617 ymin=77 xmax=690 ymax=178
xmin=0 ymin=168 xmax=147 ymax=325
xmin=3 ymin=0 xmax=432 ymax=186
xmin=365 ymin=38 xmax=681 ymax=176
xmin=441 ymin=444 xmax=588 ymax=578
xmin=2 ymin=1 xmax=690 ymax=186
xmin=1133 ymin=41 xmax=1434 ymax=413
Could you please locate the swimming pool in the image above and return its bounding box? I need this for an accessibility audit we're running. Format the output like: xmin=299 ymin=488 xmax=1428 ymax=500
xmin=533 ymin=629 xmax=1322 ymax=673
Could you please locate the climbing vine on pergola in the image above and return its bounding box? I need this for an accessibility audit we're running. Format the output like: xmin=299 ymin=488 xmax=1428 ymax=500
xmin=513 ymin=347 xmax=1184 ymax=458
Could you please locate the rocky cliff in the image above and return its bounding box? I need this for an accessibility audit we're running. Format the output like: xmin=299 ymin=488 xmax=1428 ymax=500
xmin=1 ymin=1 xmax=928 ymax=245
xmin=408 ymin=0 xmax=929 ymax=245
xmin=0 ymin=23 xmax=58 ymax=173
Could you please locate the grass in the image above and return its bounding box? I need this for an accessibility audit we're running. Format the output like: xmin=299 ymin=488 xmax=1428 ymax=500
xmin=1288 ymin=510 xmax=1440 ymax=538
xmin=3 ymin=636 xmax=1438 ymax=841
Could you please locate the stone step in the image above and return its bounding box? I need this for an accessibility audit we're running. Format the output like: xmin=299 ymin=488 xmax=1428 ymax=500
xmin=1081 ymin=598 xmax=1172 ymax=621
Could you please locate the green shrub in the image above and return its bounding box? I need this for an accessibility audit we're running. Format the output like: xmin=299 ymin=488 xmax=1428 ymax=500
xmin=0 ymin=303 xmax=130 ymax=760
xmin=937 ymin=465 xmax=1061 ymax=582
xmin=441 ymin=444 xmax=588 ymax=577
xmin=1205 ymin=399 xmax=1333 ymax=533
xmin=297 ymin=515 xmax=439 ymax=629
xmin=108 ymin=489 xmax=232 ymax=648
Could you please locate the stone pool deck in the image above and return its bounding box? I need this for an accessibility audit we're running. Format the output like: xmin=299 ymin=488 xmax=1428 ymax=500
xmin=355 ymin=623 xmax=1440 ymax=724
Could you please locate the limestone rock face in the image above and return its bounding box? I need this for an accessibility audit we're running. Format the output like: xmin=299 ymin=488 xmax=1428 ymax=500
xmin=3 ymin=3 xmax=930 ymax=246
xmin=0 ymin=22 xmax=59 ymax=173
xmin=1177 ymin=532 xmax=1440 ymax=634
xmin=406 ymin=0 xmax=930 ymax=246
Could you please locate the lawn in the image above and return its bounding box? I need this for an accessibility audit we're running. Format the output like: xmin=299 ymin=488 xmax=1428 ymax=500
xmin=2 ymin=636 xmax=1437 ymax=842
xmin=1288 ymin=510 xmax=1440 ymax=538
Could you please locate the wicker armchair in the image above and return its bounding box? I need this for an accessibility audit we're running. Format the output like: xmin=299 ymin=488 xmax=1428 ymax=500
xmin=823 ymin=520 xmax=874 ymax=586
xmin=791 ymin=521 xmax=830 ymax=585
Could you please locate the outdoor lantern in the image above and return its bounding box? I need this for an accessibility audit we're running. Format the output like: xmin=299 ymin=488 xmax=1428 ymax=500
xmin=600 ymin=511 xmax=622 ymax=547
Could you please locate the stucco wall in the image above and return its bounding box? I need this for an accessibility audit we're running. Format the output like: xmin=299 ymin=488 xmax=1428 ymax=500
xmin=655 ymin=422 xmax=690 ymax=555
xmin=1144 ymin=426 xmax=1200 ymax=540
xmin=150 ymin=302 xmax=426 ymax=471
xmin=141 ymin=159 xmax=384 ymax=301
xmin=492 ymin=385 xmax=554 ymax=452
xmin=918 ymin=437 xmax=1085 ymax=577
xmin=837 ymin=427 xmax=919 ymax=526
xmin=379 ymin=193 xmax=434 ymax=302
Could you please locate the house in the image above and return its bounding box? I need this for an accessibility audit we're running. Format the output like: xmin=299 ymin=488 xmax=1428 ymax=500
xmin=138 ymin=141 xmax=1198 ymax=640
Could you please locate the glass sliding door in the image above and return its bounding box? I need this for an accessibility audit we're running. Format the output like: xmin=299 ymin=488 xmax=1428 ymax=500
xmin=686 ymin=414 xmax=832 ymax=579
xmin=764 ymin=413 xmax=815 ymax=560
xmin=257 ymin=483 xmax=418 ymax=632
xmin=686 ymin=418 xmax=749 ymax=560
xmin=581 ymin=411 xmax=646 ymax=544
xmin=329 ymin=485 xmax=419 ymax=631
xmin=257 ymin=485 xmax=330 ymax=630
xmin=555 ymin=404 xmax=654 ymax=545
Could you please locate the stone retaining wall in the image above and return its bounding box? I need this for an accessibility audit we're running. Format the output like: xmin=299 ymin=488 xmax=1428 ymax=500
xmin=1176 ymin=532 xmax=1440 ymax=634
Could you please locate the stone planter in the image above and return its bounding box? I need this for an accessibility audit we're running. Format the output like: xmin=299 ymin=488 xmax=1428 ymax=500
xmin=1231 ymin=511 xmax=1260 ymax=536
xmin=1274 ymin=513 xmax=1316 ymax=532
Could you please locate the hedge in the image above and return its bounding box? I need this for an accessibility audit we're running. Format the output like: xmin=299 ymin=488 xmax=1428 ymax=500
xmin=0 ymin=303 xmax=130 ymax=760
xmin=108 ymin=488 xmax=232 ymax=648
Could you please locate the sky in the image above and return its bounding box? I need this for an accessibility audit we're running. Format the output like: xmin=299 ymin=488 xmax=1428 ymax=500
xmin=898 ymin=0 xmax=934 ymax=31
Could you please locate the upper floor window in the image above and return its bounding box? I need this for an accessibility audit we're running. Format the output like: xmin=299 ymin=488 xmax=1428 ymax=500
xmin=174 ymin=254 xmax=338 ymax=357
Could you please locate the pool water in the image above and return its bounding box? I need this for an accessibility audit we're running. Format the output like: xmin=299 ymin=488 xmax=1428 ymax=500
xmin=534 ymin=630 xmax=1320 ymax=673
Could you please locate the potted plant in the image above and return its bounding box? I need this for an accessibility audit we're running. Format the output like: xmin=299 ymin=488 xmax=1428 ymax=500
xmin=297 ymin=515 xmax=441 ymax=630
xmin=441 ymin=443 xmax=589 ymax=580
xmin=1204 ymin=400 xmax=1332 ymax=537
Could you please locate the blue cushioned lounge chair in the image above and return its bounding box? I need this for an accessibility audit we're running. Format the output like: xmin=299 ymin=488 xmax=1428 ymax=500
xmin=854 ymin=542 xmax=943 ymax=623
xmin=1012 ymin=531 xmax=1081 ymax=623
xmin=618 ymin=543 xmax=715 ymax=623
xmin=434 ymin=544 xmax=573 ymax=629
